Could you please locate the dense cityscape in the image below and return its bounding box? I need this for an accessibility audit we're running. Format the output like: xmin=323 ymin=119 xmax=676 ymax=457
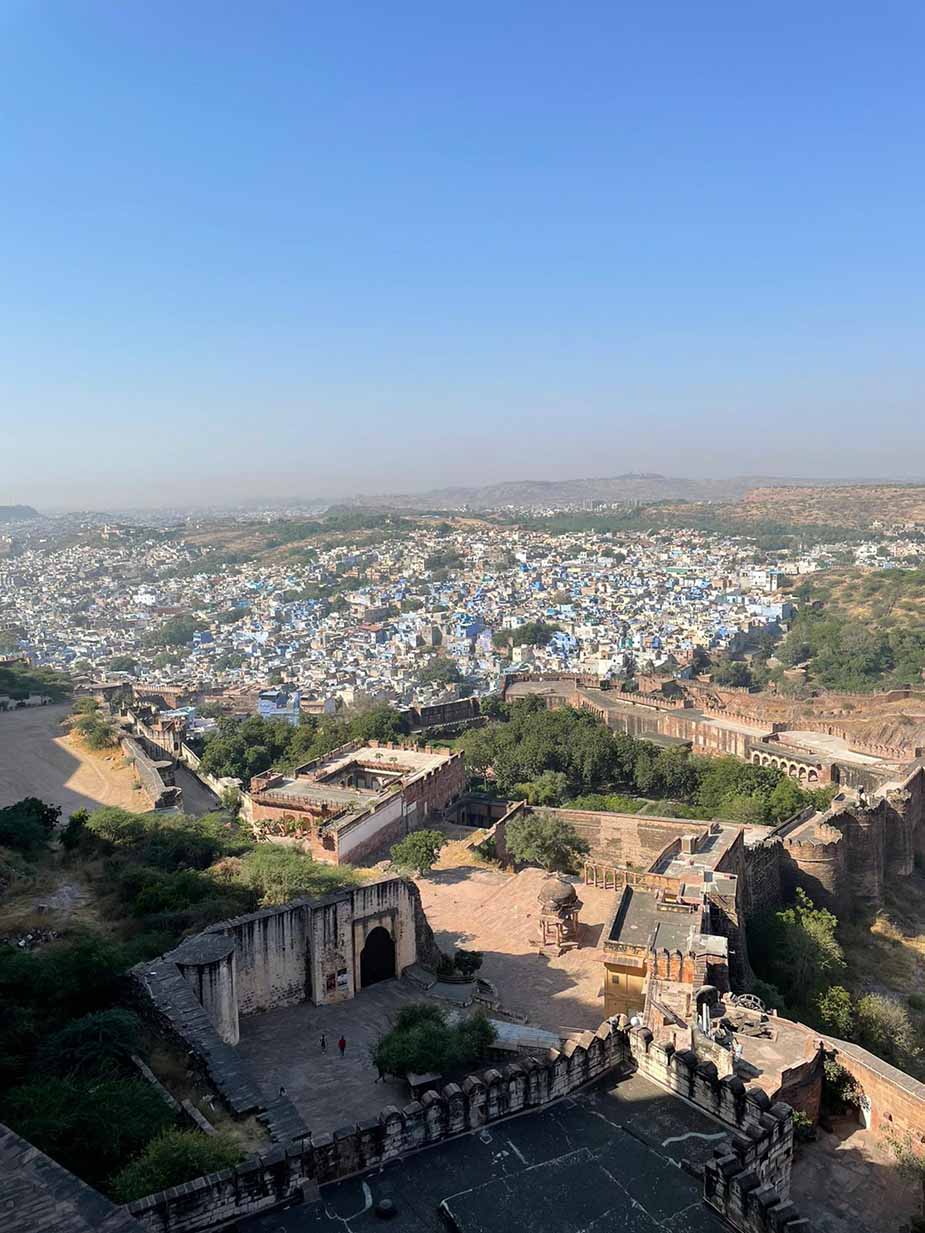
xmin=4 ymin=504 xmax=924 ymax=715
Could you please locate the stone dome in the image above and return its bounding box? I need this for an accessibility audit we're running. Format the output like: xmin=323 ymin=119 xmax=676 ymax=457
xmin=538 ymin=876 xmax=579 ymax=910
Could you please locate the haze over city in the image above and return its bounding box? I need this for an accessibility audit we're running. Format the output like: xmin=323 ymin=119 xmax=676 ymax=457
xmin=3 ymin=2 xmax=925 ymax=508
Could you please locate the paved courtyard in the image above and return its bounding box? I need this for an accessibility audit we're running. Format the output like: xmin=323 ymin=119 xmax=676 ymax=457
xmin=791 ymin=1114 xmax=919 ymax=1233
xmin=417 ymin=865 xmax=617 ymax=1034
xmin=237 ymin=979 xmax=436 ymax=1132
xmin=242 ymin=1072 xmax=729 ymax=1233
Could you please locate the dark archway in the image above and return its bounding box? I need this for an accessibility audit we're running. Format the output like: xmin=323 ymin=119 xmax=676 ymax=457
xmin=360 ymin=926 xmax=395 ymax=988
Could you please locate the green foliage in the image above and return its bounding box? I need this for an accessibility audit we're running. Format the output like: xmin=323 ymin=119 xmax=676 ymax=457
xmin=822 ymin=1058 xmax=862 ymax=1109
xmin=493 ymin=620 xmax=561 ymax=649
xmin=232 ymin=846 xmax=358 ymax=905
xmin=711 ymin=660 xmax=754 ymax=688
xmin=418 ymin=655 xmax=462 ymax=687
xmin=110 ymin=1129 xmax=243 ymax=1203
xmin=504 ymin=810 xmax=589 ymax=872
xmin=72 ymin=696 xmax=101 ymax=714
xmin=38 ymin=1009 xmax=142 ymax=1078
xmin=855 ymin=993 xmax=920 ymax=1070
xmin=748 ymin=889 xmax=845 ymax=1014
xmin=791 ymin=1110 xmax=815 ymax=1142
xmin=467 ymin=699 xmax=825 ymax=824
xmin=198 ymin=707 xmax=408 ymax=781
xmin=816 ymin=985 xmax=856 ymax=1038
xmin=513 ymin=770 xmax=570 ymax=806
xmin=143 ymin=614 xmax=205 ymax=648
xmin=565 ymin=792 xmax=645 ymax=813
xmin=777 ymin=572 xmax=925 ymax=690
xmin=0 ymin=662 xmax=71 ymax=701
xmin=74 ymin=712 xmax=118 ymax=749
xmin=373 ymin=1004 xmax=495 ymax=1078
xmin=452 ymin=949 xmax=483 ymax=978
xmin=0 ymin=797 xmax=60 ymax=852
xmin=81 ymin=807 xmax=246 ymax=870
xmin=108 ymin=655 xmax=138 ymax=673
xmin=750 ymin=979 xmax=787 ymax=1014
xmin=3 ymin=1077 xmax=174 ymax=1190
xmin=390 ymin=829 xmax=447 ymax=875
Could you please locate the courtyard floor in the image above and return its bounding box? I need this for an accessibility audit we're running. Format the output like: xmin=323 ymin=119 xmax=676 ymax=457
xmin=241 ymin=1071 xmax=729 ymax=1233
xmin=417 ymin=865 xmax=617 ymax=1035
xmin=236 ymin=979 xmax=432 ymax=1132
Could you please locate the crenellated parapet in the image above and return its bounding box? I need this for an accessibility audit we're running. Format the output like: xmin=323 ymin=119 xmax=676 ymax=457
xmin=124 ymin=1013 xmax=809 ymax=1233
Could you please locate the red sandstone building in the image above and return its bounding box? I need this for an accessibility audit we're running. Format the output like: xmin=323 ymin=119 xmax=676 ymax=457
xmin=246 ymin=740 xmax=464 ymax=864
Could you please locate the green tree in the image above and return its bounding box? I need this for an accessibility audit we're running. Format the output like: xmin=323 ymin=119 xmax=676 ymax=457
xmin=108 ymin=656 xmax=138 ymax=673
xmin=72 ymin=696 xmax=101 ymax=714
xmin=38 ymin=1009 xmax=142 ymax=1078
xmin=390 ymin=830 xmax=447 ymax=876
xmin=711 ymin=660 xmax=754 ymax=688
xmin=512 ymin=770 xmax=569 ymax=806
xmin=4 ymin=1077 xmax=174 ymax=1189
xmin=234 ymin=847 xmax=357 ymax=905
xmin=74 ymin=712 xmax=118 ymax=750
xmin=816 ymin=985 xmax=855 ymax=1038
xmin=110 ymin=1129 xmax=243 ymax=1203
xmin=504 ymin=810 xmax=589 ymax=873
xmin=418 ymin=656 xmax=462 ymax=687
xmin=0 ymin=797 xmax=61 ymax=852
xmin=748 ymin=890 xmax=845 ymax=1012
xmin=372 ymin=1004 xmax=495 ymax=1078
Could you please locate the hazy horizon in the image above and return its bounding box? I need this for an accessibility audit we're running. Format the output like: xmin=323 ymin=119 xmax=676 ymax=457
xmin=3 ymin=3 xmax=924 ymax=509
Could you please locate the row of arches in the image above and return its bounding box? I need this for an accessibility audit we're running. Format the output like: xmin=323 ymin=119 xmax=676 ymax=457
xmin=750 ymin=751 xmax=821 ymax=782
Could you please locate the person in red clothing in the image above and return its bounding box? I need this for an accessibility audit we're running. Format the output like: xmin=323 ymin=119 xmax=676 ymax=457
xmin=338 ymin=1035 xmax=346 ymax=1056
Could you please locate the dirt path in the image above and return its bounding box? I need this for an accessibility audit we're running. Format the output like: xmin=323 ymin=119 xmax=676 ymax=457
xmin=0 ymin=703 xmax=141 ymax=814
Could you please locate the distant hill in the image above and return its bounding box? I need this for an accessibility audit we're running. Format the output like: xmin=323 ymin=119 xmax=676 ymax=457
xmin=337 ymin=473 xmax=876 ymax=511
xmin=0 ymin=505 xmax=39 ymax=521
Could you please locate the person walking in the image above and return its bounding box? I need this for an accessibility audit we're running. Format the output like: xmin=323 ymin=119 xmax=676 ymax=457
xmin=320 ymin=1033 xmax=326 ymax=1053
xmin=338 ymin=1035 xmax=346 ymax=1057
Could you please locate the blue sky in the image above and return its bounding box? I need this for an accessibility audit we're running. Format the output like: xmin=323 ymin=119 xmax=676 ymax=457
xmin=2 ymin=2 xmax=924 ymax=509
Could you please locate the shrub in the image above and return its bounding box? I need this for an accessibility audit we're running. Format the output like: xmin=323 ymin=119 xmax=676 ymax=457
xmin=453 ymin=949 xmax=484 ymax=978
xmin=855 ymin=994 xmax=920 ymax=1068
xmin=816 ymin=985 xmax=855 ymax=1038
xmin=234 ymin=847 xmax=357 ymax=905
xmin=4 ymin=1077 xmax=174 ymax=1189
xmin=110 ymin=1129 xmax=243 ymax=1202
xmin=822 ymin=1058 xmax=862 ymax=1110
xmin=390 ymin=830 xmax=447 ymax=876
xmin=38 ymin=1009 xmax=142 ymax=1078
xmin=373 ymin=1004 xmax=496 ymax=1078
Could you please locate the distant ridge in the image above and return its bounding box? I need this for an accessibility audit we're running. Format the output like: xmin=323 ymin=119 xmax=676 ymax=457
xmin=0 ymin=505 xmax=39 ymax=521
xmin=335 ymin=473 xmax=874 ymax=511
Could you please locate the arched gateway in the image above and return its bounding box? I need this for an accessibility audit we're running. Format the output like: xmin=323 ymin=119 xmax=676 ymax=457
xmin=360 ymin=925 xmax=396 ymax=988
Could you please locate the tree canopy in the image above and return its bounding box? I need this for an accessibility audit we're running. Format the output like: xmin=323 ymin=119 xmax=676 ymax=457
xmin=390 ymin=829 xmax=447 ymax=875
xmin=504 ymin=810 xmax=589 ymax=873
xmin=372 ymin=1004 xmax=495 ymax=1078
xmin=459 ymin=698 xmax=830 ymax=825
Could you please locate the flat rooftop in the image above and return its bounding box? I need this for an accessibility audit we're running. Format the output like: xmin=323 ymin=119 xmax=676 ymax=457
xmin=607 ymin=886 xmax=699 ymax=953
xmin=773 ymin=729 xmax=891 ymax=767
xmin=316 ymin=744 xmax=450 ymax=776
xmin=240 ymin=1072 xmax=728 ymax=1233
xmin=260 ymin=779 xmax=378 ymax=804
